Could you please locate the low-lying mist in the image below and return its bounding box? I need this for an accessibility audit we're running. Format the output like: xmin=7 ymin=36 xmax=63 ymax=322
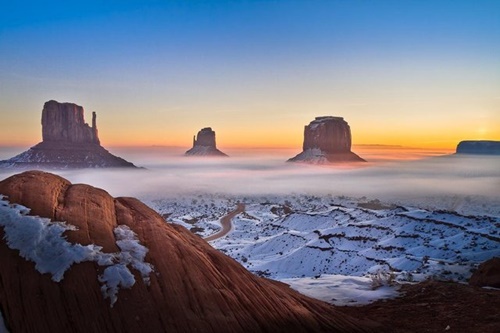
xmin=0 ymin=146 xmax=498 ymax=214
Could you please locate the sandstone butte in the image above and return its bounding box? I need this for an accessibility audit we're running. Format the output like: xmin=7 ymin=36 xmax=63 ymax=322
xmin=0 ymin=100 xmax=137 ymax=168
xmin=0 ymin=171 xmax=379 ymax=333
xmin=185 ymin=127 xmax=228 ymax=157
xmin=288 ymin=116 xmax=365 ymax=163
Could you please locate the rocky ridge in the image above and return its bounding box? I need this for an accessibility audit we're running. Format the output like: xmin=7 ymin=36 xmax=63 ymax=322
xmin=0 ymin=171 xmax=377 ymax=333
xmin=0 ymin=100 xmax=137 ymax=169
xmin=185 ymin=127 xmax=228 ymax=157
xmin=288 ymin=117 xmax=365 ymax=163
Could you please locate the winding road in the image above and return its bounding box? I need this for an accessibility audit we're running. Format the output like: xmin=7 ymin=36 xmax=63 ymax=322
xmin=204 ymin=203 xmax=245 ymax=242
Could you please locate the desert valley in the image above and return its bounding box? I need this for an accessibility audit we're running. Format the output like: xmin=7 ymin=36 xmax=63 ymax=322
xmin=1 ymin=1 xmax=499 ymax=332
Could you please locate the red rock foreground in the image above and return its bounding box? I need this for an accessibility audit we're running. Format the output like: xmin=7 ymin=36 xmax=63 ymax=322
xmin=0 ymin=171 xmax=377 ymax=333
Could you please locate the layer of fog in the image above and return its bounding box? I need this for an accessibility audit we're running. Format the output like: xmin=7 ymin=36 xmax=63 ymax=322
xmin=0 ymin=146 xmax=499 ymax=215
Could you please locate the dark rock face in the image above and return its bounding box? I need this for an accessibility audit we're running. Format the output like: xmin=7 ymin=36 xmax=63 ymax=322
xmin=456 ymin=140 xmax=500 ymax=155
xmin=42 ymin=100 xmax=100 ymax=144
xmin=185 ymin=127 xmax=228 ymax=157
xmin=0 ymin=100 xmax=137 ymax=168
xmin=469 ymin=257 xmax=500 ymax=288
xmin=289 ymin=116 xmax=365 ymax=163
xmin=0 ymin=171 xmax=378 ymax=333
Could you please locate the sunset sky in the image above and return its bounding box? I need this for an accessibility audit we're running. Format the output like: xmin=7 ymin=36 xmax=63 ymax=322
xmin=1 ymin=0 xmax=499 ymax=149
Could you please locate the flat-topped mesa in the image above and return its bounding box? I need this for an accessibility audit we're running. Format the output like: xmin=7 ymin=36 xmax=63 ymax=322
xmin=289 ymin=116 xmax=365 ymax=163
xmin=185 ymin=127 xmax=228 ymax=157
xmin=42 ymin=100 xmax=100 ymax=144
xmin=456 ymin=140 xmax=500 ymax=155
xmin=304 ymin=116 xmax=351 ymax=153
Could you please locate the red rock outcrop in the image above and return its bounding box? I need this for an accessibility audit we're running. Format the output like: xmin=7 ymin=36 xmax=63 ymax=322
xmin=42 ymin=100 xmax=100 ymax=144
xmin=0 ymin=171 xmax=379 ymax=333
xmin=0 ymin=101 xmax=137 ymax=168
xmin=289 ymin=116 xmax=365 ymax=163
xmin=185 ymin=127 xmax=228 ymax=157
xmin=469 ymin=257 xmax=500 ymax=288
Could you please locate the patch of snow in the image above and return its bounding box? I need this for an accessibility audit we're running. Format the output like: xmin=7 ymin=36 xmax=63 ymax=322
xmin=0 ymin=196 xmax=154 ymax=306
xmin=290 ymin=148 xmax=328 ymax=164
xmin=282 ymin=274 xmax=398 ymax=306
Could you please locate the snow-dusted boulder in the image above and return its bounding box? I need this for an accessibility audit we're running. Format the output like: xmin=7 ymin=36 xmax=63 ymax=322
xmin=288 ymin=116 xmax=365 ymax=163
xmin=0 ymin=171 xmax=377 ymax=333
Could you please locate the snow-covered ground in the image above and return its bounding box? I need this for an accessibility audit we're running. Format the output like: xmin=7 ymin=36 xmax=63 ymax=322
xmin=147 ymin=193 xmax=500 ymax=305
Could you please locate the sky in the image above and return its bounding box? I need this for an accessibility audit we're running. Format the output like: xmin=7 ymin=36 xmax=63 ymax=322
xmin=1 ymin=0 xmax=499 ymax=149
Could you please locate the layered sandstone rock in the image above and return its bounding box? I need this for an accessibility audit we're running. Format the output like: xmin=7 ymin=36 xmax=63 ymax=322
xmin=0 ymin=101 xmax=137 ymax=168
xmin=42 ymin=100 xmax=100 ymax=144
xmin=0 ymin=171 xmax=378 ymax=333
xmin=456 ymin=140 xmax=500 ymax=155
xmin=288 ymin=116 xmax=365 ymax=163
xmin=185 ymin=127 xmax=228 ymax=156
xmin=469 ymin=257 xmax=500 ymax=288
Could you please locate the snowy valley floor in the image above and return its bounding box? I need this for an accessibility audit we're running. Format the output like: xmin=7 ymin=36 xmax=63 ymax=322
xmin=146 ymin=193 xmax=500 ymax=307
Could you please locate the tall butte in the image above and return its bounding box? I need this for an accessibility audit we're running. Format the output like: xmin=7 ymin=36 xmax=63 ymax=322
xmin=185 ymin=127 xmax=228 ymax=157
xmin=0 ymin=100 xmax=137 ymax=168
xmin=288 ymin=116 xmax=365 ymax=163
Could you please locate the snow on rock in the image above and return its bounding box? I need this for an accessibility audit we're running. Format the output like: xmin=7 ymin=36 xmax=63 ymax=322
xmin=0 ymin=196 xmax=154 ymax=306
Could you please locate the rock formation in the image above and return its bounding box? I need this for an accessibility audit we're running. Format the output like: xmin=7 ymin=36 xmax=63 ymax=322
xmin=456 ymin=140 xmax=500 ymax=155
xmin=0 ymin=171 xmax=378 ymax=333
xmin=469 ymin=257 xmax=500 ymax=288
xmin=0 ymin=100 xmax=137 ymax=168
xmin=41 ymin=100 xmax=100 ymax=144
xmin=288 ymin=116 xmax=365 ymax=163
xmin=185 ymin=127 xmax=228 ymax=157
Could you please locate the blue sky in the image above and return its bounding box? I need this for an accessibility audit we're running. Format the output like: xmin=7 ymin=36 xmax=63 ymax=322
xmin=1 ymin=0 xmax=499 ymax=148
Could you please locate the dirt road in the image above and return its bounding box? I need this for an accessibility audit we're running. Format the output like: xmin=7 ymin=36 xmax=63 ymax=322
xmin=204 ymin=203 xmax=245 ymax=242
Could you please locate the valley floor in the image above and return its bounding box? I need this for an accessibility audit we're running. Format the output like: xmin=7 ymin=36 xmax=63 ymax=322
xmin=146 ymin=193 xmax=500 ymax=307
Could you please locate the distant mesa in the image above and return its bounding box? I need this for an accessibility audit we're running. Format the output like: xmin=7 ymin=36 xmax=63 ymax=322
xmin=0 ymin=100 xmax=137 ymax=168
xmin=288 ymin=116 xmax=366 ymax=163
xmin=456 ymin=140 xmax=500 ymax=155
xmin=185 ymin=127 xmax=228 ymax=157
